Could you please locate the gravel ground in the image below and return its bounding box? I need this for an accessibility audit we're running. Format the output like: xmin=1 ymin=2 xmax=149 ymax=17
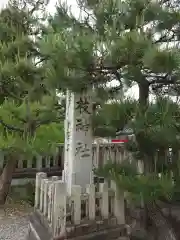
xmin=0 ymin=216 xmax=30 ymax=240
xmin=0 ymin=201 xmax=32 ymax=240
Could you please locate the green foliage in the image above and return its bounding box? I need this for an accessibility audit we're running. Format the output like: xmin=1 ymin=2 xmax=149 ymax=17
xmin=2 ymin=0 xmax=180 ymax=208
xmin=92 ymin=99 xmax=136 ymax=137
xmin=96 ymin=161 xmax=173 ymax=204
xmin=133 ymin=98 xmax=180 ymax=151
xmin=94 ymin=97 xmax=180 ymax=204
xmin=143 ymin=48 xmax=180 ymax=74
xmin=0 ymin=97 xmax=64 ymax=157
xmin=0 ymin=2 xmax=44 ymax=101
xmin=40 ymin=28 xmax=96 ymax=92
xmin=41 ymin=0 xmax=180 ymax=96
xmin=0 ymin=0 xmax=64 ymax=160
xmin=39 ymin=0 xmax=180 ymax=206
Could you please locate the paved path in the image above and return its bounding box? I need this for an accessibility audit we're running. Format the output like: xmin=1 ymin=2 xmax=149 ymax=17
xmin=0 ymin=216 xmax=30 ymax=240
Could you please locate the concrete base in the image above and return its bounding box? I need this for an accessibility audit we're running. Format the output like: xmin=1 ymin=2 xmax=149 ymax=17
xmin=27 ymin=212 xmax=129 ymax=240
xmin=27 ymin=213 xmax=52 ymax=240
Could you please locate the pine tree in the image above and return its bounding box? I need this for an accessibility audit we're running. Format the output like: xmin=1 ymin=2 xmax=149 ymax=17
xmin=0 ymin=0 xmax=64 ymax=204
xmin=92 ymin=99 xmax=136 ymax=137
xmin=41 ymin=0 xmax=180 ymax=96
xmin=95 ymin=97 xmax=180 ymax=239
xmin=41 ymin=0 xmax=180 ymax=238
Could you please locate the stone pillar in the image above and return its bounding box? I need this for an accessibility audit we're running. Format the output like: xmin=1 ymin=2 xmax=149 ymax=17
xmin=64 ymin=90 xmax=93 ymax=195
xmin=35 ymin=172 xmax=47 ymax=209
xmin=53 ymin=180 xmax=67 ymax=238
xmin=111 ymin=181 xmax=125 ymax=224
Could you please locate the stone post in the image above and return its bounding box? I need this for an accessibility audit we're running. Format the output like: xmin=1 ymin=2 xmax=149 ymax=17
xmin=53 ymin=180 xmax=67 ymax=238
xmin=35 ymin=172 xmax=47 ymax=209
xmin=64 ymin=90 xmax=93 ymax=194
xmin=43 ymin=179 xmax=49 ymax=216
xmin=111 ymin=181 xmax=125 ymax=224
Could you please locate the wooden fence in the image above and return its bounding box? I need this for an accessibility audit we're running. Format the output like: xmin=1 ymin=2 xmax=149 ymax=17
xmin=34 ymin=172 xmax=126 ymax=239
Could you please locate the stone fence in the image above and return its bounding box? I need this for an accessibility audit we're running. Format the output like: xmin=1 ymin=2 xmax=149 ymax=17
xmin=34 ymin=172 xmax=128 ymax=239
xmin=0 ymin=143 xmax=128 ymax=179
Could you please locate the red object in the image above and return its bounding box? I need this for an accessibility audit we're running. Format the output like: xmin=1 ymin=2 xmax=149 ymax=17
xmin=111 ymin=139 xmax=128 ymax=143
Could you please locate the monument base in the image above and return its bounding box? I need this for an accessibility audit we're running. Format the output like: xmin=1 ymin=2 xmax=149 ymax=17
xmin=27 ymin=212 xmax=52 ymax=240
xmin=27 ymin=211 xmax=129 ymax=240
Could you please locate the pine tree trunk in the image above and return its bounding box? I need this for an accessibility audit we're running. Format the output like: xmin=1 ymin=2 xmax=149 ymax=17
xmin=147 ymin=202 xmax=178 ymax=240
xmin=171 ymin=147 xmax=180 ymax=199
xmin=0 ymin=157 xmax=17 ymax=205
xmin=138 ymin=81 xmax=149 ymax=108
xmin=138 ymin=83 xmax=177 ymax=239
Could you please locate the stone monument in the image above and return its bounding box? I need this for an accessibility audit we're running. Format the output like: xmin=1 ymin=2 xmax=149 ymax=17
xmin=64 ymin=90 xmax=93 ymax=194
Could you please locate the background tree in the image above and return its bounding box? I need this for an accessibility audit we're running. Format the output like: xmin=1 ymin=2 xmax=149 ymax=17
xmin=0 ymin=0 xmax=65 ymax=204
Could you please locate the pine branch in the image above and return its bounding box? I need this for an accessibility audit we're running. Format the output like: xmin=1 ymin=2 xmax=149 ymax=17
xmin=36 ymin=117 xmax=64 ymax=128
xmin=154 ymin=33 xmax=175 ymax=44
xmin=29 ymin=0 xmax=44 ymax=15
xmin=1 ymin=86 xmax=22 ymax=101
xmin=34 ymin=57 xmax=47 ymax=66
xmin=150 ymin=75 xmax=179 ymax=85
xmin=8 ymin=110 xmax=26 ymax=123
xmin=0 ymin=119 xmax=24 ymax=132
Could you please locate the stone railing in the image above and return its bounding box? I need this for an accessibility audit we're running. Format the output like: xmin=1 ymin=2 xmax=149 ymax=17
xmin=92 ymin=143 xmax=128 ymax=168
xmin=0 ymin=143 xmax=127 ymax=171
xmin=34 ymin=172 xmax=127 ymax=239
xmin=0 ymin=145 xmax=63 ymax=170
